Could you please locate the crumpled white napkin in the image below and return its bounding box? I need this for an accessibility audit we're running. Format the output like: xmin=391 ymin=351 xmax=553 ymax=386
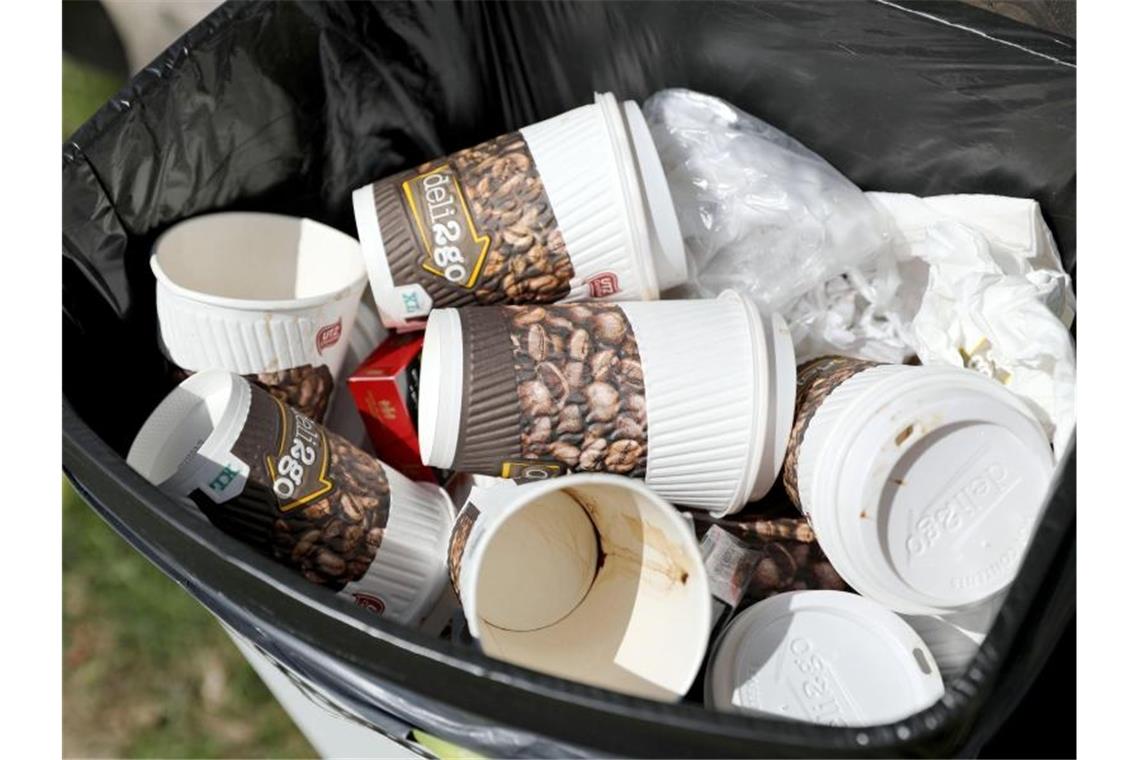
xmin=786 ymin=192 xmax=1075 ymax=456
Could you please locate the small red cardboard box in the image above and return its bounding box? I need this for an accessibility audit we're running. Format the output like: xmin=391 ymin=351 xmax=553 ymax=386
xmin=347 ymin=331 xmax=436 ymax=483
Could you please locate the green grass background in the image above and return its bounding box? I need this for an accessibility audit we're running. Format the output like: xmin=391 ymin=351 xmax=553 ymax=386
xmin=62 ymin=53 xmax=315 ymax=759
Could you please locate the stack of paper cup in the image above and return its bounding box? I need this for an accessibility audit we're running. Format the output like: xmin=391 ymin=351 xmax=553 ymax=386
xmin=418 ymin=290 xmax=797 ymax=514
xmin=783 ymin=357 xmax=1054 ymax=615
xmin=352 ymin=92 xmax=687 ymax=329
xmin=126 ymin=370 xmax=454 ymax=629
xmin=152 ymin=212 xmax=368 ymax=423
xmin=705 ymin=591 xmax=945 ymax=725
xmin=447 ymin=475 xmax=710 ymax=701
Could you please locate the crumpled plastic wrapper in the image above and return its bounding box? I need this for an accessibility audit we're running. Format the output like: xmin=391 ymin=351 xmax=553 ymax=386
xmin=786 ymin=192 xmax=1075 ymax=455
xmin=643 ymin=89 xmax=888 ymax=310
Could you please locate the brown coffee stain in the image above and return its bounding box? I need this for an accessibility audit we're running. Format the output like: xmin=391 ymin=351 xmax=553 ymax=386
xmin=895 ymin=424 xmax=916 ymax=446
xmin=565 ymin=488 xmax=693 ymax=588
xmin=890 ymin=477 xmax=906 ymax=486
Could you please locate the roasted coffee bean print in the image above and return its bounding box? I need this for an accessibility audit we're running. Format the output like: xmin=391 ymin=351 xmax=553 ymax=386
xmin=265 ymin=430 xmax=391 ymax=588
xmin=197 ymin=384 xmax=393 ymax=593
xmin=448 ymin=505 xmax=481 ymax=594
xmin=252 ymin=363 xmax=335 ymax=423
xmin=446 ymin=133 xmax=574 ymax=303
xmin=503 ymin=304 xmax=649 ymax=477
xmin=168 ymin=363 xmax=334 ymax=423
xmin=686 ymin=511 xmax=850 ymax=603
xmin=782 ymin=356 xmax=880 ymax=510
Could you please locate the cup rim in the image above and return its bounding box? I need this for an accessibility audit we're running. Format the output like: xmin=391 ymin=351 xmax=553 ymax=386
xmin=152 ymin=212 xmax=368 ymax=312
xmin=126 ymin=370 xmax=251 ymax=497
xmin=460 ymin=473 xmax=712 ymax=698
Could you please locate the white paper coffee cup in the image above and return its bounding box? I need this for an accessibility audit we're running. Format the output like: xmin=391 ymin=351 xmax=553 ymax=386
xmin=126 ymin=370 xmax=453 ymax=629
xmin=419 ymin=291 xmax=796 ymax=514
xmin=352 ymin=92 xmax=686 ymax=329
xmin=787 ymin=361 xmax=1054 ymax=615
xmin=153 ymin=212 xmax=368 ymax=422
xmin=447 ymin=475 xmax=710 ymax=701
xmin=705 ymin=591 xmax=944 ymax=725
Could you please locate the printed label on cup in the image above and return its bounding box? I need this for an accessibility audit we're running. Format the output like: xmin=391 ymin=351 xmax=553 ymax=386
xmin=783 ymin=355 xmax=881 ymax=512
xmin=192 ymin=383 xmax=393 ymax=590
xmin=403 ymin=166 xmax=491 ymax=288
xmin=450 ymin=303 xmax=653 ymax=479
xmin=315 ymin=319 xmax=343 ymax=355
xmin=370 ymin=132 xmax=575 ymax=307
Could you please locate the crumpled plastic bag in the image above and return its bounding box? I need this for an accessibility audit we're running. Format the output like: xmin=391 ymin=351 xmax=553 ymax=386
xmin=642 ymin=89 xmax=887 ymax=309
xmin=787 ymin=193 xmax=1075 ymax=455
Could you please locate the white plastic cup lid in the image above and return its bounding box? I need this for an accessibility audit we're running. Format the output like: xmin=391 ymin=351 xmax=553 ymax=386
xmin=706 ymin=590 xmax=945 ymax=727
xmin=621 ymin=100 xmax=688 ymax=291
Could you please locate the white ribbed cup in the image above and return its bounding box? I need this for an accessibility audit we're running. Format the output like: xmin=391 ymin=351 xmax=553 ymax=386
xmin=356 ymin=94 xmax=685 ymax=328
xmin=797 ymin=365 xmax=1054 ymax=615
xmin=341 ymin=463 xmax=455 ymax=628
xmin=153 ymin=213 xmax=367 ymax=393
xmin=622 ymin=290 xmax=796 ymax=514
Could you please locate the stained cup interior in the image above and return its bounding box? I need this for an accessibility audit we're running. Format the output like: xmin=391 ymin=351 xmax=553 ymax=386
xmin=472 ymin=479 xmax=709 ymax=701
xmin=153 ymin=212 xmax=366 ymax=306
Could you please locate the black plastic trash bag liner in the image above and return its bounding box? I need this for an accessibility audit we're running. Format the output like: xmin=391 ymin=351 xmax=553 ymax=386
xmin=63 ymin=1 xmax=1075 ymax=756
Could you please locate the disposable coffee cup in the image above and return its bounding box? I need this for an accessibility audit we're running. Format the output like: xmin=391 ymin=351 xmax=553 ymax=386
xmin=126 ymin=370 xmax=454 ymax=628
xmin=783 ymin=357 xmax=1054 ymax=615
xmin=419 ymin=290 xmax=797 ymax=514
xmin=705 ymin=590 xmax=945 ymax=726
xmin=352 ymin=92 xmax=687 ymax=329
xmin=447 ymin=475 xmax=710 ymax=701
xmin=153 ymin=212 xmax=368 ymax=422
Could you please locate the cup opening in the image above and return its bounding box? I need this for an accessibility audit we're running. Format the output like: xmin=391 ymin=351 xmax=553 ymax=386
xmin=126 ymin=371 xmax=247 ymax=493
xmin=475 ymin=490 xmax=599 ymax=631
xmin=471 ymin=477 xmax=710 ymax=700
xmin=153 ymin=213 xmax=366 ymax=308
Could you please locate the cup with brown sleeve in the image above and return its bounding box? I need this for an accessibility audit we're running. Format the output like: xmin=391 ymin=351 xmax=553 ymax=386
xmin=126 ymin=369 xmax=454 ymax=629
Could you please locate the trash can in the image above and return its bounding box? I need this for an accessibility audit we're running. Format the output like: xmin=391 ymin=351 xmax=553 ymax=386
xmin=62 ymin=1 xmax=1075 ymax=756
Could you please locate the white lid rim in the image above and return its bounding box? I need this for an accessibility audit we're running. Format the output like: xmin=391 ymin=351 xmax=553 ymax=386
xmin=418 ymin=309 xmax=464 ymax=469
xmin=621 ymin=99 xmax=688 ymax=291
xmin=594 ymin=92 xmax=660 ymax=301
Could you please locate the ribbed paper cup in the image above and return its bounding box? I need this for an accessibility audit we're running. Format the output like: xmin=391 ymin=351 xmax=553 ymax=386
xmin=788 ymin=361 xmax=1054 ymax=615
xmin=153 ymin=212 xmax=368 ymax=423
xmin=126 ymin=370 xmax=453 ymax=627
xmin=448 ymin=475 xmax=710 ymax=701
xmin=352 ymin=92 xmax=686 ymax=329
xmin=418 ymin=291 xmax=796 ymax=514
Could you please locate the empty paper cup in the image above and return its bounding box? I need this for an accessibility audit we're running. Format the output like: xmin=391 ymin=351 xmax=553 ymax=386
xmin=447 ymin=475 xmax=710 ymax=701
xmin=706 ymin=591 xmax=945 ymax=726
xmin=419 ymin=291 xmax=796 ymax=514
xmin=152 ymin=212 xmax=368 ymax=422
xmin=352 ymin=92 xmax=686 ymax=329
xmin=127 ymin=370 xmax=454 ymax=628
xmin=783 ymin=357 xmax=1054 ymax=615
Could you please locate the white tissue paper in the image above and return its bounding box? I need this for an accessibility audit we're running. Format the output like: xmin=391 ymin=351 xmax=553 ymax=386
xmin=788 ymin=192 xmax=1075 ymax=456
xmin=642 ymin=89 xmax=888 ymax=309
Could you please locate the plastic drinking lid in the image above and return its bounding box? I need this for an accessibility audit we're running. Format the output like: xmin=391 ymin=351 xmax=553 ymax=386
xmin=621 ymin=100 xmax=688 ymax=291
xmin=706 ymin=591 xmax=945 ymax=727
